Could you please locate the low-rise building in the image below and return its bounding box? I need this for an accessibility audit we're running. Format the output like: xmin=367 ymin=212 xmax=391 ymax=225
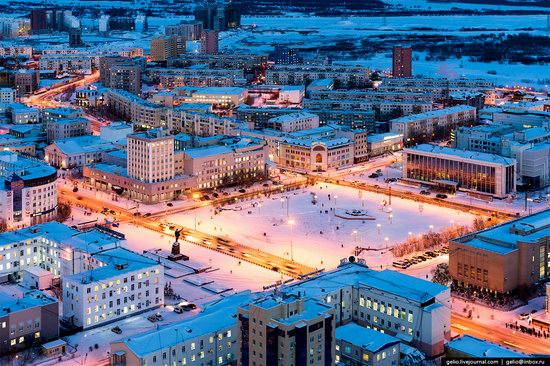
xmin=63 ymin=247 xmax=164 ymax=329
xmin=110 ymin=291 xmax=253 ymax=366
xmin=175 ymin=86 xmax=248 ymax=107
xmin=44 ymin=135 xmax=118 ymax=170
xmin=0 ymin=87 xmax=16 ymax=103
xmin=266 ymin=65 xmax=371 ymax=88
xmin=39 ymin=54 xmax=96 ymax=74
xmin=335 ymin=323 xmax=400 ymax=366
xmin=266 ymin=112 xmax=319 ymax=132
xmin=10 ymin=104 xmax=40 ymax=124
xmin=105 ymin=89 xmax=167 ymax=129
xmin=0 ymin=151 xmax=57 ymax=229
xmin=0 ymin=290 xmax=59 ymax=354
xmin=46 ymin=117 xmax=91 ymax=143
xmin=446 ymin=335 xmax=530 ymax=358
xmin=367 ymin=133 xmax=404 ymax=157
xmin=449 ymin=209 xmax=550 ymax=295
xmin=403 ymin=144 xmax=516 ymax=198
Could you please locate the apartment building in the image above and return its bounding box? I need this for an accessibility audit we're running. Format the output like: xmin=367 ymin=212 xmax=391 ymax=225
xmin=266 ymin=65 xmax=371 ymax=88
xmin=168 ymin=107 xmax=239 ymax=136
xmin=307 ymin=89 xmax=432 ymax=102
xmin=390 ymin=105 xmax=477 ymax=142
xmin=238 ymin=295 xmax=335 ymax=366
xmin=392 ymin=46 xmax=412 ymax=78
xmin=0 ymin=152 xmax=57 ymax=229
xmin=63 ymin=247 xmax=164 ymax=329
xmin=46 ymin=117 xmax=91 ymax=143
xmin=10 ymin=104 xmax=40 ymax=124
xmin=0 ymin=290 xmax=59 ymax=354
xmin=0 ymin=87 xmax=16 ymax=103
xmin=379 ymin=77 xmax=495 ymax=100
xmin=105 ymin=89 xmax=167 ymax=128
xmin=450 ymin=209 xmax=550 ymax=295
xmin=403 ymin=144 xmax=516 ymax=198
xmin=164 ymin=20 xmax=203 ymax=40
xmin=39 ymin=54 xmax=96 ymax=73
xmin=150 ymin=35 xmax=185 ymax=62
xmin=148 ymin=67 xmax=243 ymax=87
xmin=367 ymin=133 xmax=404 ymax=157
xmin=200 ymin=30 xmax=219 ymax=54
xmin=175 ymin=86 xmax=248 ymax=107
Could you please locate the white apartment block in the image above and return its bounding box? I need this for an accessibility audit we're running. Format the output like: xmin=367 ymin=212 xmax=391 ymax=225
xmin=105 ymin=89 xmax=167 ymax=129
xmin=266 ymin=112 xmax=320 ymax=132
xmin=266 ymin=65 xmax=371 ymax=88
xmin=0 ymin=222 xmax=122 ymax=281
xmin=10 ymin=105 xmax=40 ymax=124
xmin=168 ymin=108 xmax=239 ymax=136
xmin=127 ymin=129 xmax=175 ymax=183
xmin=0 ymin=46 xmax=32 ymax=58
xmin=39 ymin=54 xmax=97 ymax=74
xmin=63 ymin=247 xmax=164 ymax=329
xmin=176 ymin=87 xmax=248 ymax=107
xmin=0 ymin=88 xmax=16 ymax=103
xmin=391 ymin=105 xmax=477 ymax=141
xmin=379 ymin=77 xmax=495 ymax=99
xmin=0 ymin=152 xmax=57 ymax=229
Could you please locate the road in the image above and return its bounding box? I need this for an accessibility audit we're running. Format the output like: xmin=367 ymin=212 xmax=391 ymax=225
xmin=451 ymin=314 xmax=550 ymax=355
xmin=26 ymin=71 xmax=105 ymax=133
xmin=58 ymin=185 xmax=318 ymax=279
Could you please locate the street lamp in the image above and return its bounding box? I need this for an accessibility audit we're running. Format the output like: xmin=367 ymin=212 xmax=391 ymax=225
xmin=192 ymin=193 xmax=200 ymax=230
xmin=429 ymin=225 xmax=434 ymax=232
xmin=352 ymin=230 xmax=358 ymax=245
xmin=288 ymin=219 xmax=295 ymax=261
xmin=376 ymin=223 xmax=381 ymax=234
xmin=384 ymin=237 xmax=389 ymax=250
xmin=258 ymin=203 xmax=262 ymax=214
xmin=388 ymin=213 xmax=393 ymax=224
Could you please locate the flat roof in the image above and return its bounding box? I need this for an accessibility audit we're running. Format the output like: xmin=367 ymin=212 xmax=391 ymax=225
xmin=447 ymin=335 xmax=528 ymax=358
xmin=336 ymin=323 xmax=399 ymax=353
xmin=391 ymin=105 xmax=476 ymax=123
xmin=0 ymin=290 xmax=57 ymax=316
xmin=404 ymin=144 xmax=515 ymax=166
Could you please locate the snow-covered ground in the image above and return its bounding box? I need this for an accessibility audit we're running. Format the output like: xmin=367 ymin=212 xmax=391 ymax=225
xmin=162 ymin=182 xmax=475 ymax=270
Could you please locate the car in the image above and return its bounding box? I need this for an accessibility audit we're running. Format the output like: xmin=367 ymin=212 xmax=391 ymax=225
xmin=392 ymin=261 xmax=408 ymax=269
xmin=111 ymin=326 xmax=122 ymax=334
xmin=133 ymin=212 xmax=141 ymax=216
xmin=187 ymin=303 xmax=197 ymax=310
xmin=238 ymin=189 xmax=246 ymax=193
xmin=174 ymin=306 xmax=184 ymax=314
xmin=112 ymin=222 xmax=119 ymax=228
xmin=155 ymin=313 xmax=164 ymax=321
xmin=368 ymin=173 xmax=379 ymax=178
xmin=72 ymin=187 xmax=78 ymax=192
xmin=109 ymin=210 xmax=117 ymax=215
xmin=436 ymin=194 xmax=448 ymax=199
xmin=420 ymin=190 xmax=431 ymax=195
xmin=167 ymin=202 xmax=174 ymax=207
xmin=144 ymin=213 xmax=152 ymax=217
xmin=519 ymin=312 xmax=530 ymax=320
xmin=147 ymin=315 xmax=158 ymax=322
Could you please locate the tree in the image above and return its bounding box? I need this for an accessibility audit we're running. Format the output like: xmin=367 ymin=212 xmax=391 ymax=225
xmin=57 ymin=203 xmax=72 ymax=223
xmin=432 ymin=263 xmax=451 ymax=286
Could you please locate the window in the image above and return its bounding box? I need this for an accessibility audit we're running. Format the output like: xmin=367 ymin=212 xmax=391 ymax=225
xmin=362 ymin=353 xmax=369 ymax=361
xmin=408 ymin=311 xmax=413 ymax=323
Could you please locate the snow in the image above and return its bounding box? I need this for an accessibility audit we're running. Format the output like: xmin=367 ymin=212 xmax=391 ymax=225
xmin=162 ymin=181 xmax=475 ymax=270
xmin=336 ymin=323 xmax=400 ymax=352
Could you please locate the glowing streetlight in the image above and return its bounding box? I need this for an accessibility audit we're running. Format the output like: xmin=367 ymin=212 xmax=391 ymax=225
xmin=376 ymin=223 xmax=381 ymax=234
xmin=384 ymin=237 xmax=389 ymax=249
xmin=352 ymin=230 xmax=358 ymax=244
xmin=288 ymin=219 xmax=296 ymax=261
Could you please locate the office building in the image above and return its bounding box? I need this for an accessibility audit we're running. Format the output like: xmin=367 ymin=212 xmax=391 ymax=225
xmin=0 ymin=152 xmax=57 ymax=229
xmin=11 ymin=70 xmax=39 ymax=95
xmin=367 ymin=132 xmax=404 ymax=157
xmin=403 ymin=144 xmax=516 ymax=198
xmin=238 ymin=294 xmax=335 ymax=366
xmin=450 ymin=209 xmax=550 ymax=295
xmin=63 ymin=247 xmax=164 ymax=329
xmin=30 ymin=9 xmax=48 ymax=34
xmin=200 ymin=30 xmax=219 ymax=54
xmin=127 ymin=129 xmax=175 ymax=183
xmin=165 ymin=20 xmax=203 ymax=40
xmin=392 ymin=46 xmax=412 ymax=78
xmin=174 ymin=86 xmax=247 ymax=107
xmin=0 ymin=290 xmax=59 ymax=354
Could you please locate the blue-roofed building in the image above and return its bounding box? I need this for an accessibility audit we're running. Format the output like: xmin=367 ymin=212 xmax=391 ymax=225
xmin=446 ymin=335 xmax=530 ymax=358
xmin=280 ymin=261 xmax=450 ymax=358
xmin=0 ymin=151 xmax=58 ymax=229
xmin=450 ymin=209 xmax=550 ymax=294
xmin=0 ymin=222 xmax=124 ymax=281
xmin=44 ymin=135 xmax=118 ymax=171
xmin=335 ymin=323 xmax=400 ymax=366
xmin=63 ymin=247 xmax=164 ymax=329
xmin=110 ymin=291 xmax=255 ymax=366
xmin=0 ymin=289 xmax=59 ymax=354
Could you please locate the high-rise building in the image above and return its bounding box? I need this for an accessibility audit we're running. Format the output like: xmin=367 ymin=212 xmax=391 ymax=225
xmin=226 ymin=1 xmax=241 ymax=28
xmin=272 ymin=45 xmax=302 ymax=65
xmin=150 ymin=35 xmax=183 ymax=62
xmin=127 ymin=129 xmax=175 ymax=183
xmin=200 ymin=30 xmax=219 ymax=54
xmin=68 ymin=27 xmax=84 ymax=48
xmin=194 ymin=3 xmax=239 ymax=30
xmin=392 ymin=46 xmax=412 ymax=77
xmin=30 ymin=9 xmax=48 ymax=34
xmin=238 ymin=294 xmax=335 ymax=366
xmin=99 ymin=56 xmax=143 ymax=95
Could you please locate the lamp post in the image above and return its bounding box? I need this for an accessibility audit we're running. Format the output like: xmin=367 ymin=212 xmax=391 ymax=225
xmin=384 ymin=237 xmax=389 ymax=250
xmin=377 ymin=223 xmax=381 ymax=234
xmin=288 ymin=219 xmax=295 ymax=261
xmin=352 ymin=230 xmax=358 ymax=245
xmin=192 ymin=193 xmax=200 ymax=230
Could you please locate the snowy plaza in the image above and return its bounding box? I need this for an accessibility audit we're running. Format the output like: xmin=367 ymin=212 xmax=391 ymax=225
xmin=163 ymin=182 xmax=476 ymax=269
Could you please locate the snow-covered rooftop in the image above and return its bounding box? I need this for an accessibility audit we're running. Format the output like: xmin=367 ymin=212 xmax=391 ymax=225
xmin=336 ymin=323 xmax=400 ymax=353
xmin=404 ymin=144 xmax=515 ymax=166
xmin=447 ymin=335 xmax=529 ymax=358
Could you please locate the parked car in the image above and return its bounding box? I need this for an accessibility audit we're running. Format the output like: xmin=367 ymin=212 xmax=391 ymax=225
xmin=167 ymin=202 xmax=174 ymax=207
xmin=111 ymin=326 xmax=122 ymax=334
xmin=519 ymin=312 xmax=530 ymax=320
xmin=369 ymin=173 xmax=379 ymax=178
xmin=420 ymin=190 xmax=431 ymax=195
xmin=147 ymin=315 xmax=158 ymax=322
xmin=436 ymin=194 xmax=448 ymax=199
